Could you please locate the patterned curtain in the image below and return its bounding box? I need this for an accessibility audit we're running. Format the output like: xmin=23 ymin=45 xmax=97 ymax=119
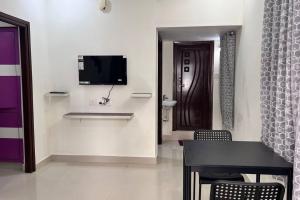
xmin=260 ymin=0 xmax=300 ymax=198
xmin=220 ymin=32 xmax=236 ymax=130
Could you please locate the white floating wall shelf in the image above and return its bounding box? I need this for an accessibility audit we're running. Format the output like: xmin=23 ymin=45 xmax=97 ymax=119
xmin=63 ymin=112 xmax=134 ymax=120
xmin=131 ymin=93 xmax=152 ymax=98
xmin=45 ymin=91 xmax=69 ymax=97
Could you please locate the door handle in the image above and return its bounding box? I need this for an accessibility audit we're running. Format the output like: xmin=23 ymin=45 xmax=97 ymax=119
xmin=178 ymin=77 xmax=184 ymax=88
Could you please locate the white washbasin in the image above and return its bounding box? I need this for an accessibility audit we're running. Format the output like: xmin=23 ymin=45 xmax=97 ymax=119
xmin=162 ymin=100 xmax=177 ymax=108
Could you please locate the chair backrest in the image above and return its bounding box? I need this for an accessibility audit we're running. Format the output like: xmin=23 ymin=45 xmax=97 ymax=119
xmin=210 ymin=181 xmax=285 ymax=200
xmin=194 ymin=130 xmax=232 ymax=141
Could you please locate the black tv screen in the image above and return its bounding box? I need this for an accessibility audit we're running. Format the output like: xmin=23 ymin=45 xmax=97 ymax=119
xmin=78 ymin=56 xmax=127 ymax=85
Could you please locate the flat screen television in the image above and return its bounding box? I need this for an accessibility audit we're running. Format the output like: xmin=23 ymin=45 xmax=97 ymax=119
xmin=78 ymin=55 xmax=127 ymax=85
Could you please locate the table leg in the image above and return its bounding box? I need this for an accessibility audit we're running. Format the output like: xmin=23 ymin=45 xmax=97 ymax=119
xmin=287 ymin=171 xmax=293 ymax=200
xmin=183 ymin=161 xmax=191 ymax=200
xmin=256 ymin=174 xmax=261 ymax=183
xmin=193 ymin=172 xmax=196 ymax=200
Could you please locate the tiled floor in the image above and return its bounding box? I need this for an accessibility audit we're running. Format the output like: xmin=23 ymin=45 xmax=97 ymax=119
xmin=0 ymin=141 xmax=209 ymax=200
xmin=0 ymin=141 xmax=281 ymax=200
xmin=163 ymin=131 xmax=194 ymax=141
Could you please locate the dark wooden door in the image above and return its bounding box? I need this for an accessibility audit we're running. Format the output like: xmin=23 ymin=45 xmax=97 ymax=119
xmin=173 ymin=42 xmax=213 ymax=130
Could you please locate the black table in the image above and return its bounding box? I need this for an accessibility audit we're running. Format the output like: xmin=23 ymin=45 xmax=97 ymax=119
xmin=183 ymin=141 xmax=293 ymax=200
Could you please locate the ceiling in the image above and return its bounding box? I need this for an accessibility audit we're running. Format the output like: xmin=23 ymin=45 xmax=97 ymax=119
xmin=158 ymin=26 xmax=241 ymax=41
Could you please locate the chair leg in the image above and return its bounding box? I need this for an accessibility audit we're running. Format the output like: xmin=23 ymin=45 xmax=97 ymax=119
xmin=193 ymin=172 xmax=196 ymax=200
xmin=198 ymin=181 xmax=202 ymax=200
xmin=256 ymin=174 xmax=261 ymax=183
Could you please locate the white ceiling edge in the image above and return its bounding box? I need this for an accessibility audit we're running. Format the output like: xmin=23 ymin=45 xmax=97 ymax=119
xmin=158 ymin=25 xmax=242 ymax=41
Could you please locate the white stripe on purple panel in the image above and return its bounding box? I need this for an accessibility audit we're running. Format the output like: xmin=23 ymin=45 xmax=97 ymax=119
xmin=0 ymin=128 xmax=23 ymax=139
xmin=0 ymin=65 xmax=21 ymax=76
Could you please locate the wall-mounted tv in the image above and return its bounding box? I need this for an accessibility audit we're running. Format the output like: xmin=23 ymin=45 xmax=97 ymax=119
xmin=78 ymin=55 xmax=127 ymax=85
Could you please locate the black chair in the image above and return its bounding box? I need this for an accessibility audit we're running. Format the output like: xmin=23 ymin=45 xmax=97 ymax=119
xmin=193 ymin=130 xmax=245 ymax=200
xmin=194 ymin=130 xmax=232 ymax=141
xmin=210 ymin=181 xmax=285 ymax=200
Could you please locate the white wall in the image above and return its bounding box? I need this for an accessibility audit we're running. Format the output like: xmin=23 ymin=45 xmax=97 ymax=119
xmin=45 ymin=0 xmax=244 ymax=158
xmin=162 ymin=41 xmax=173 ymax=135
xmin=46 ymin=0 xmax=157 ymax=158
xmin=159 ymin=0 xmax=264 ymax=140
xmin=212 ymin=41 xmax=222 ymax=129
xmin=0 ymin=0 xmax=250 ymax=161
xmin=232 ymin=0 xmax=264 ymax=141
xmin=1 ymin=0 xmax=51 ymax=163
xmin=156 ymin=0 xmax=244 ymax=27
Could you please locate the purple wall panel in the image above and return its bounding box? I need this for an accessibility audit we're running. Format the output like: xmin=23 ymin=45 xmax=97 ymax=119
xmin=0 ymin=112 xmax=22 ymax=128
xmin=0 ymin=76 xmax=20 ymax=108
xmin=0 ymin=76 xmax=22 ymax=127
xmin=0 ymin=139 xmax=23 ymax=163
xmin=0 ymin=28 xmax=20 ymax=65
xmin=0 ymin=27 xmax=23 ymax=163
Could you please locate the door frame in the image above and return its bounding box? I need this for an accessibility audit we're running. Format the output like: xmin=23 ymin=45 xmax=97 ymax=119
xmin=172 ymin=41 xmax=214 ymax=131
xmin=157 ymin=35 xmax=163 ymax=145
xmin=0 ymin=11 xmax=35 ymax=173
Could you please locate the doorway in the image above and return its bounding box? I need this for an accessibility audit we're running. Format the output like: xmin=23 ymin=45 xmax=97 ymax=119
xmin=0 ymin=12 xmax=35 ymax=173
xmin=157 ymin=26 xmax=239 ymax=144
xmin=173 ymin=42 xmax=214 ymax=130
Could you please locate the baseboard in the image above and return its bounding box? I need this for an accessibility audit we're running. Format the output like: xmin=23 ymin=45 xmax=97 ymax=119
xmin=50 ymin=155 xmax=157 ymax=165
xmin=36 ymin=156 xmax=52 ymax=169
xmin=163 ymin=131 xmax=193 ymax=141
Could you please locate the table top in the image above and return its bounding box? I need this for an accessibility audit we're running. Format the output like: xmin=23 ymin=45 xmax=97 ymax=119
xmin=183 ymin=141 xmax=293 ymax=171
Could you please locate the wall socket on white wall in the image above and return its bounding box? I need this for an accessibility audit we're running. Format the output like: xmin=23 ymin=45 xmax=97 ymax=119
xmin=89 ymin=99 xmax=112 ymax=106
